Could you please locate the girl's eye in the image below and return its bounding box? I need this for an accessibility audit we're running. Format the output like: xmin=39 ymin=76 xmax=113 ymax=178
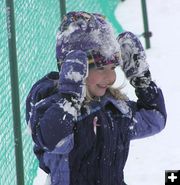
xmin=97 ymin=67 xmax=105 ymax=70
xmin=96 ymin=66 xmax=116 ymax=71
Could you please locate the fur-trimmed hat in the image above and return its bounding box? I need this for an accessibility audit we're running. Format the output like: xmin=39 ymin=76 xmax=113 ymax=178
xmin=56 ymin=11 xmax=122 ymax=70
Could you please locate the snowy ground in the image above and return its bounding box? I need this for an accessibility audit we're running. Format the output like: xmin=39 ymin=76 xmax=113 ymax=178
xmin=33 ymin=0 xmax=180 ymax=184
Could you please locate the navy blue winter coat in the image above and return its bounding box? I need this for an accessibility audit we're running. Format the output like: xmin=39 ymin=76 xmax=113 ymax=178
xmin=26 ymin=72 xmax=167 ymax=185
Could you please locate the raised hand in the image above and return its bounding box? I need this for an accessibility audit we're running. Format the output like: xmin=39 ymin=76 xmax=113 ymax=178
xmin=117 ymin=31 xmax=151 ymax=88
xmin=59 ymin=50 xmax=88 ymax=102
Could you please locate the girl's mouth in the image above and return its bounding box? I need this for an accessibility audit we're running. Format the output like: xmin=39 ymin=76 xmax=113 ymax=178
xmin=97 ymin=84 xmax=108 ymax=89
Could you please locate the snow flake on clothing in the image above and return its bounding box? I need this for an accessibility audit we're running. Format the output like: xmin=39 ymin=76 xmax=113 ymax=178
xmin=64 ymin=59 xmax=86 ymax=82
xmin=57 ymin=21 xmax=120 ymax=59
xmin=115 ymin=99 xmax=132 ymax=117
xmin=51 ymin=134 xmax=74 ymax=154
xmin=57 ymin=98 xmax=78 ymax=120
xmin=89 ymin=22 xmax=121 ymax=59
xmin=102 ymin=96 xmax=132 ymax=118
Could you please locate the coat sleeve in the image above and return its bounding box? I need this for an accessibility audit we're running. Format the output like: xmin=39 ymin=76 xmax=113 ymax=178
xmin=26 ymin=72 xmax=76 ymax=153
xmin=129 ymin=81 xmax=167 ymax=140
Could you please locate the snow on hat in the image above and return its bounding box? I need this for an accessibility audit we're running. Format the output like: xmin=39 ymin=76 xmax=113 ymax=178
xmin=56 ymin=11 xmax=122 ymax=70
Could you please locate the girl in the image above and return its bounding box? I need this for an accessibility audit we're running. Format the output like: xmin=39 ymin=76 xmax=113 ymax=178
xmin=26 ymin=11 xmax=167 ymax=185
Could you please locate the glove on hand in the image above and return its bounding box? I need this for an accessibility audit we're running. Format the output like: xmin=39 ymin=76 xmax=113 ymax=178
xmin=130 ymin=70 xmax=151 ymax=88
xmin=117 ymin=31 xmax=151 ymax=88
xmin=59 ymin=50 xmax=88 ymax=102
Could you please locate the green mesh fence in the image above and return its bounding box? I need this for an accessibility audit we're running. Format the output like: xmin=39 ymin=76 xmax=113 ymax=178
xmin=0 ymin=0 xmax=123 ymax=184
xmin=1 ymin=0 xmax=59 ymax=184
xmin=15 ymin=0 xmax=60 ymax=185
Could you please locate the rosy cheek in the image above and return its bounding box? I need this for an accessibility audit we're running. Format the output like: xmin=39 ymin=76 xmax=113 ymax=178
xmin=87 ymin=71 xmax=100 ymax=84
xmin=86 ymin=79 xmax=96 ymax=91
xmin=88 ymin=78 xmax=97 ymax=85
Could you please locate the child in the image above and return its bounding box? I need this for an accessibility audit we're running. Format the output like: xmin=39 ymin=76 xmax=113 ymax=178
xmin=26 ymin=11 xmax=167 ymax=185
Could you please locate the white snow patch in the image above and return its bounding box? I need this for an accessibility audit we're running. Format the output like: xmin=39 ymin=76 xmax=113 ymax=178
xmin=58 ymin=99 xmax=77 ymax=119
xmin=65 ymin=66 xmax=83 ymax=82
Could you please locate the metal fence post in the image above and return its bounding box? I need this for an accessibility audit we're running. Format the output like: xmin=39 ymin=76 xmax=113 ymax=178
xmin=5 ymin=0 xmax=25 ymax=184
xmin=59 ymin=0 xmax=66 ymax=20
xmin=141 ymin=0 xmax=152 ymax=49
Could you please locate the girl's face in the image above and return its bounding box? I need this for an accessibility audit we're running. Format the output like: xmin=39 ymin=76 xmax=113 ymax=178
xmin=86 ymin=63 xmax=117 ymax=97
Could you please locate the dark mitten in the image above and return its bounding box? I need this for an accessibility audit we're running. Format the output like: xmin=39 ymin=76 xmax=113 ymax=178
xmin=130 ymin=70 xmax=151 ymax=88
xmin=135 ymin=81 xmax=159 ymax=105
xmin=59 ymin=50 xmax=88 ymax=103
xmin=117 ymin=31 xmax=151 ymax=88
xmin=135 ymin=81 xmax=167 ymax=119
